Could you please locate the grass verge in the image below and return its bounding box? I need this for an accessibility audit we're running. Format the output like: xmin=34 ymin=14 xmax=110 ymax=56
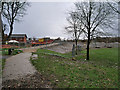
xmin=0 ymin=59 xmax=6 ymax=76
xmin=31 ymin=48 xmax=118 ymax=88
xmin=1 ymin=48 xmax=23 ymax=55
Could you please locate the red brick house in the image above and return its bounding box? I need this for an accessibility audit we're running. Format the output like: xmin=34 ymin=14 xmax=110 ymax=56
xmin=10 ymin=34 xmax=27 ymax=44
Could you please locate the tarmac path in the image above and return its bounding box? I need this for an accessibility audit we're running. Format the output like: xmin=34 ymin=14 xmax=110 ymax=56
xmin=2 ymin=43 xmax=59 ymax=81
xmin=2 ymin=52 xmax=35 ymax=81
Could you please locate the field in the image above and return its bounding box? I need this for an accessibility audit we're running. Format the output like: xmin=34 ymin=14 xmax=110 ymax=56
xmin=31 ymin=48 xmax=118 ymax=88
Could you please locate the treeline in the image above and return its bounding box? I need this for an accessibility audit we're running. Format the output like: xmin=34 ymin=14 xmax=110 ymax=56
xmin=93 ymin=37 xmax=120 ymax=43
xmin=65 ymin=37 xmax=120 ymax=43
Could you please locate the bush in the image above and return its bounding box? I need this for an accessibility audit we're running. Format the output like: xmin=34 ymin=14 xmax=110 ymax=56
xmin=12 ymin=49 xmax=23 ymax=55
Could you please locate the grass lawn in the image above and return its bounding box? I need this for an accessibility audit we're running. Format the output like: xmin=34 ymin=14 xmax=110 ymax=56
xmin=1 ymin=48 xmax=8 ymax=55
xmin=1 ymin=48 xmax=23 ymax=55
xmin=0 ymin=59 xmax=6 ymax=76
xmin=76 ymin=48 xmax=118 ymax=67
xmin=31 ymin=48 xmax=118 ymax=88
xmin=35 ymin=49 xmax=72 ymax=58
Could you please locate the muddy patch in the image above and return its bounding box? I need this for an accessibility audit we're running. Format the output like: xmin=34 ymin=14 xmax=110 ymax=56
xmin=2 ymin=72 xmax=52 ymax=88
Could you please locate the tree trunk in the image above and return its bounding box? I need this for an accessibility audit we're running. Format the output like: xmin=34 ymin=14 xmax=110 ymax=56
xmin=0 ymin=12 xmax=2 ymax=43
xmin=86 ymin=1 xmax=92 ymax=60
xmin=87 ymin=30 xmax=90 ymax=60
xmin=7 ymin=22 xmax=13 ymax=40
xmin=7 ymin=3 xmax=14 ymax=40
xmin=0 ymin=12 xmax=5 ymax=44
xmin=75 ymin=39 xmax=78 ymax=55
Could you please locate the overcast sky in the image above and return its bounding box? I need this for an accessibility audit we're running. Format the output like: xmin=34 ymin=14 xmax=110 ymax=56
xmin=13 ymin=2 xmax=75 ymax=39
xmin=11 ymin=1 xmax=118 ymax=39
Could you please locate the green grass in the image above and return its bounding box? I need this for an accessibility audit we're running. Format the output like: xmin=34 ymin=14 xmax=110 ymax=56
xmin=2 ymin=59 xmax=6 ymax=69
xmin=75 ymin=48 xmax=118 ymax=67
xmin=36 ymin=49 xmax=72 ymax=58
xmin=1 ymin=48 xmax=9 ymax=55
xmin=1 ymin=48 xmax=23 ymax=55
xmin=12 ymin=49 xmax=23 ymax=55
xmin=31 ymin=48 xmax=118 ymax=88
xmin=0 ymin=59 xmax=6 ymax=76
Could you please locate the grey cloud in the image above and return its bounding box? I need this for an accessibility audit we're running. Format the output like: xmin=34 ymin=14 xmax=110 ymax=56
xmin=13 ymin=2 xmax=74 ymax=39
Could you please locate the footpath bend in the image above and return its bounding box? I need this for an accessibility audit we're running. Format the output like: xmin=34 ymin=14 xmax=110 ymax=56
xmin=2 ymin=43 xmax=59 ymax=81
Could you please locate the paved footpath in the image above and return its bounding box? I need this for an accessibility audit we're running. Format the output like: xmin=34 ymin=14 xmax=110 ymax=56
xmin=2 ymin=43 xmax=59 ymax=81
xmin=2 ymin=53 xmax=35 ymax=81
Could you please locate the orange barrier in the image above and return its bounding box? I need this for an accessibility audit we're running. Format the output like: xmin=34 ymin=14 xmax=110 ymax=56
xmin=0 ymin=45 xmax=19 ymax=49
xmin=31 ymin=40 xmax=54 ymax=45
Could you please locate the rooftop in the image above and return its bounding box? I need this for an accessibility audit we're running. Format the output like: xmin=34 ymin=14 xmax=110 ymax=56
xmin=10 ymin=34 xmax=27 ymax=38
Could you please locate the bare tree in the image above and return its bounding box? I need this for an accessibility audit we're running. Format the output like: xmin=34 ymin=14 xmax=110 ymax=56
xmin=0 ymin=2 xmax=4 ymax=43
xmin=0 ymin=11 xmax=2 ymax=44
xmin=65 ymin=12 xmax=83 ymax=55
xmin=1 ymin=1 xmax=29 ymax=42
xmin=107 ymin=0 xmax=120 ymax=14
xmin=68 ymin=1 xmax=118 ymax=60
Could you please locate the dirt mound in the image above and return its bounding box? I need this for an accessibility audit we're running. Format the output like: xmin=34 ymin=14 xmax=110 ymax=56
xmin=46 ymin=42 xmax=73 ymax=53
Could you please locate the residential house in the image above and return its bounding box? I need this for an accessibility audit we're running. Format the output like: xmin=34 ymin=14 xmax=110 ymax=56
xmin=10 ymin=34 xmax=27 ymax=46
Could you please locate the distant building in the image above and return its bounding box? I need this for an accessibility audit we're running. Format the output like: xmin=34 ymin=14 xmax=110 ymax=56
xmin=10 ymin=34 xmax=27 ymax=45
xmin=93 ymin=37 xmax=120 ymax=43
xmin=31 ymin=37 xmax=54 ymax=46
xmin=43 ymin=37 xmax=50 ymax=42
